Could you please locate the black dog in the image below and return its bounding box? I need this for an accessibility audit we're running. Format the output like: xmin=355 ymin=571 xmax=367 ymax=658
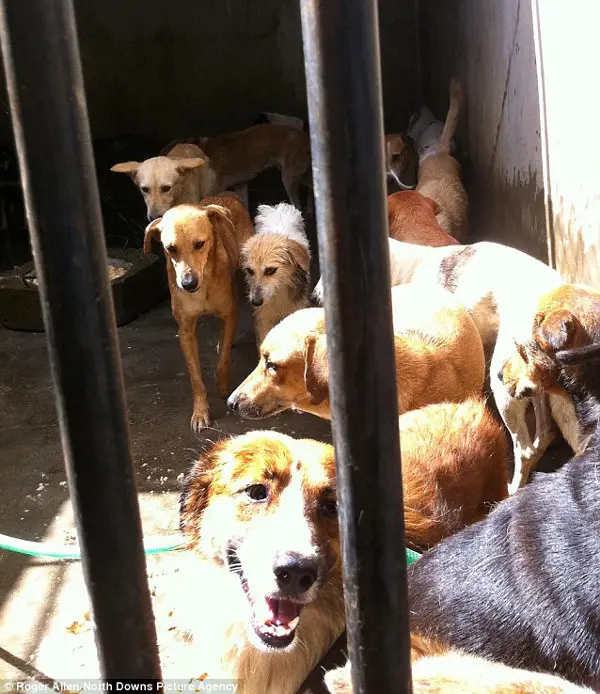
xmin=408 ymin=423 xmax=600 ymax=690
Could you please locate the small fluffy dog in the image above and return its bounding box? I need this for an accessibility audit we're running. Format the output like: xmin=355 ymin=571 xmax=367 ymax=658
xmin=165 ymin=124 xmax=311 ymax=208
xmin=409 ymin=79 xmax=469 ymax=241
xmin=500 ymin=284 xmax=600 ymax=485
xmin=143 ymin=193 xmax=253 ymax=430
xmin=241 ymin=203 xmax=311 ymax=345
xmin=111 ymin=142 xmax=216 ymax=221
xmin=387 ymin=190 xmax=459 ymax=246
xmin=385 ymin=133 xmax=418 ymax=191
xmin=228 ymin=284 xmax=484 ymax=420
xmin=179 ymin=403 xmax=508 ymax=692
xmin=325 ymin=634 xmax=593 ymax=693
xmin=407 ymin=423 xmax=600 ymax=690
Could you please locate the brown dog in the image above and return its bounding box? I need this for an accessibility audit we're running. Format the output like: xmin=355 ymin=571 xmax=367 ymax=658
xmin=385 ymin=133 xmax=418 ymax=191
xmin=165 ymin=124 xmax=311 ymax=208
xmin=228 ymin=285 xmax=484 ymax=420
xmin=413 ymin=79 xmax=468 ymax=241
xmin=178 ymin=403 xmax=508 ymax=692
xmin=387 ymin=190 xmax=459 ymax=246
xmin=144 ymin=193 xmax=253 ymax=430
xmin=500 ymin=284 xmax=600 ymax=485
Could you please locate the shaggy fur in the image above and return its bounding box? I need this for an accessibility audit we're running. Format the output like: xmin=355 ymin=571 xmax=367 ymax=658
xmin=387 ymin=190 xmax=460 ymax=246
xmin=228 ymin=285 xmax=484 ymax=421
xmin=407 ymin=424 xmax=600 ymax=690
xmin=242 ymin=203 xmax=311 ymax=345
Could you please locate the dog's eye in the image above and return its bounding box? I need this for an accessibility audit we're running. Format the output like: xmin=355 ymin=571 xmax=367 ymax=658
xmin=319 ymin=498 xmax=337 ymax=517
xmin=140 ymin=186 xmax=149 ymax=194
xmin=165 ymin=244 xmax=178 ymax=256
xmin=264 ymin=267 xmax=277 ymax=276
xmin=245 ymin=267 xmax=255 ymax=276
xmin=265 ymin=360 xmax=278 ymax=374
xmin=160 ymin=185 xmax=172 ymax=193
xmin=245 ymin=484 xmax=268 ymax=502
xmin=194 ymin=240 xmax=206 ymax=251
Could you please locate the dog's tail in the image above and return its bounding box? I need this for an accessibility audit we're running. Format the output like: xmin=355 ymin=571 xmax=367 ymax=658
xmin=438 ymin=78 xmax=463 ymax=155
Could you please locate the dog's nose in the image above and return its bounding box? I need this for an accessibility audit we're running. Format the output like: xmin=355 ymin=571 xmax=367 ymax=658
xmin=273 ymin=552 xmax=319 ymax=596
xmin=181 ymin=274 xmax=198 ymax=292
xmin=227 ymin=391 xmax=245 ymax=412
xmin=251 ymin=295 xmax=263 ymax=307
xmin=147 ymin=212 xmax=161 ymax=222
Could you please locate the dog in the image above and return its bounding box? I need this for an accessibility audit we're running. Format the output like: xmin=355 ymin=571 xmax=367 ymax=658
xmin=164 ymin=124 xmax=311 ymax=209
xmin=385 ymin=133 xmax=418 ymax=191
xmin=409 ymin=79 xmax=468 ymax=241
xmin=500 ymin=284 xmax=600 ymax=484
xmin=407 ymin=421 xmax=600 ymax=690
xmin=143 ymin=193 xmax=253 ymax=431
xmin=110 ymin=142 xmax=216 ymax=221
xmin=387 ymin=190 xmax=460 ymax=246
xmin=179 ymin=401 xmax=509 ymax=693
xmin=314 ymin=240 xmax=563 ymax=493
xmin=228 ymin=284 xmax=484 ymax=420
xmin=325 ymin=634 xmax=593 ymax=693
xmin=241 ymin=203 xmax=311 ymax=346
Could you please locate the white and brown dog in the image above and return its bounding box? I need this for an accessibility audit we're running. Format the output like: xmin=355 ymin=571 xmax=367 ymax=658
xmin=241 ymin=203 xmax=311 ymax=346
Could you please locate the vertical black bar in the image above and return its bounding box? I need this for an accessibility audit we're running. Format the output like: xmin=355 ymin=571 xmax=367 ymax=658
xmin=299 ymin=1 xmax=412 ymax=692
xmin=0 ymin=0 xmax=161 ymax=679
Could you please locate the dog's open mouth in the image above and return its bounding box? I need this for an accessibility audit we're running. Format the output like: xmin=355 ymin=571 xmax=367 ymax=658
xmin=246 ymin=589 xmax=304 ymax=648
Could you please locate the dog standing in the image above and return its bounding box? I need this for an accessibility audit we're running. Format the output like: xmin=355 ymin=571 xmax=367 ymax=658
xmin=144 ymin=193 xmax=253 ymax=430
xmin=387 ymin=190 xmax=460 ymax=246
xmin=241 ymin=203 xmax=311 ymax=345
xmin=409 ymin=79 xmax=469 ymax=241
xmin=228 ymin=284 xmax=484 ymax=420
xmin=111 ymin=142 xmax=216 ymax=221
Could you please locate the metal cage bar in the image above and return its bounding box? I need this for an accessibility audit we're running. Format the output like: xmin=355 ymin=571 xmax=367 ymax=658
xmin=300 ymin=1 xmax=412 ymax=692
xmin=0 ymin=0 xmax=161 ymax=679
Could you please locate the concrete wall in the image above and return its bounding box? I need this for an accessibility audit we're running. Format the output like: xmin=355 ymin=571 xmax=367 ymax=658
xmin=419 ymin=0 xmax=549 ymax=262
xmin=0 ymin=0 xmax=419 ymax=146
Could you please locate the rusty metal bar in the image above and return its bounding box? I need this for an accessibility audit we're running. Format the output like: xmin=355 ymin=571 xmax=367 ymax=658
xmin=0 ymin=0 xmax=161 ymax=679
xmin=299 ymin=0 xmax=412 ymax=692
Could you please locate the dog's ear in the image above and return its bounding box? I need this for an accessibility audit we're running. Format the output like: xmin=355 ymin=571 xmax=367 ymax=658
xmin=535 ymin=309 xmax=584 ymax=353
xmin=422 ymin=195 xmax=441 ymax=216
xmin=174 ymin=157 xmax=206 ymax=174
xmin=304 ymin=332 xmax=329 ymax=405
xmin=110 ymin=161 xmax=140 ymax=178
xmin=179 ymin=441 xmax=222 ymax=545
xmin=143 ymin=218 xmax=163 ymax=254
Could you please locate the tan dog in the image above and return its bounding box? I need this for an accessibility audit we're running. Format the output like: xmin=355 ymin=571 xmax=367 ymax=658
xmin=411 ymin=79 xmax=468 ymax=241
xmin=111 ymin=142 xmax=216 ymax=221
xmin=385 ymin=133 xmax=418 ymax=190
xmin=166 ymin=124 xmax=311 ymax=208
xmin=178 ymin=405 xmax=508 ymax=693
xmin=241 ymin=203 xmax=311 ymax=345
xmin=228 ymin=284 xmax=484 ymax=419
xmin=387 ymin=190 xmax=459 ymax=246
xmin=500 ymin=284 xmax=600 ymax=486
xmin=325 ymin=634 xmax=592 ymax=693
xmin=144 ymin=194 xmax=253 ymax=430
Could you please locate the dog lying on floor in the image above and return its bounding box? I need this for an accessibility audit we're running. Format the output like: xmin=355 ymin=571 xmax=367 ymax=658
xmin=324 ymin=633 xmax=593 ymax=693
xmin=387 ymin=190 xmax=459 ymax=246
xmin=500 ymin=284 xmax=600 ymax=486
xmin=241 ymin=203 xmax=311 ymax=346
xmin=143 ymin=193 xmax=253 ymax=430
xmin=313 ymin=239 xmax=563 ymax=494
xmin=228 ymin=284 xmax=484 ymax=420
xmin=165 ymin=123 xmax=312 ymax=208
xmin=409 ymin=78 xmax=469 ymax=241
xmin=111 ymin=142 xmax=215 ymax=221
xmin=406 ymin=422 xmax=600 ymax=691
xmin=179 ymin=403 xmax=508 ymax=693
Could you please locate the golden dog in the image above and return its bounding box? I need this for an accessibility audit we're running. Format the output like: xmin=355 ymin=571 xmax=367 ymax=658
xmin=228 ymin=285 xmax=484 ymax=420
xmin=144 ymin=193 xmax=253 ymax=430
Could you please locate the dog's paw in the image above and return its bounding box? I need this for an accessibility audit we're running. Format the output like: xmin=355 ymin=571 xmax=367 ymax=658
xmin=190 ymin=408 xmax=211 ymax=432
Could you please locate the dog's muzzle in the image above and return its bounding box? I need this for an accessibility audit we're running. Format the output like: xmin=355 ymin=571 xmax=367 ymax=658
xmin=180 ymin=273 xmax=199 ymax=293
xmin=273 ymin=551 xmax=319 ymax=597
xmin=251 ymin=295 xmax=264 ymax=307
